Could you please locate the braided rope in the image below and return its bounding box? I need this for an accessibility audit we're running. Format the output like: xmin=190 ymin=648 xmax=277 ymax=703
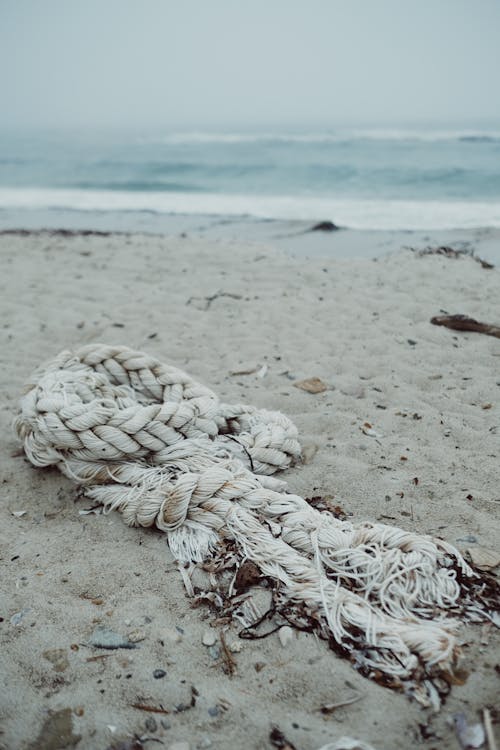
xmin=15 ymin=344 xmax=481 ymax=696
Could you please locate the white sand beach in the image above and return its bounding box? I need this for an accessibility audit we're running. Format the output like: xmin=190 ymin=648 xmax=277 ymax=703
xmin=0 ymin=229 xmax=498 ymax=750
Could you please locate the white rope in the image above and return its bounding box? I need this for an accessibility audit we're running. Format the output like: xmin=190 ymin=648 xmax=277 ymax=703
xmin=14 ymin=344 xmax=481 ymax=696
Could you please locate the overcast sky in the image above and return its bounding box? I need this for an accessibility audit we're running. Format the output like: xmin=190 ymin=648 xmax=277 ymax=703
xmin=1 ymin=0 xmax=499 ymax=131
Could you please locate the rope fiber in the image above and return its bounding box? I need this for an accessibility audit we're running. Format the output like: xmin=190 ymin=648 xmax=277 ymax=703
xmin=15 ymin=344 xmax=486 ymax=700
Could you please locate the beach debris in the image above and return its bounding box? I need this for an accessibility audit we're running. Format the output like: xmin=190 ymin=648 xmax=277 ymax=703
xmin=79 ymin=591 xmax=104 ymax=605
xmin=319 ymin=692 xmax=364 ymax=714
xmin=127 ymin=628 xmax=146 ymax=643
xmin=278 ymin=625 xmax=294 ymax=647
xmin=202 ymin=630 xmax=217 ymax=647
xmin=256 ymin=363 xmax=268 ymax=378
xmin=483 ymin=709 xmax=497 ymax=750
xmin=27 ymin=707 xmax=81 ymax=750
xmin=78 ymin=505 xmax=102 ymax=516
xmin=409 ymin=244 xmax=494 ymax=269
xmin=234 ymin=560 xmax=261 ymax=593
xmin=186 ymin=290 xmax=242 ymax=311
xmin=42 ymin=648 xmax=69 ymax=672
xmin=309 ymin=221 xmax=340 ymax=232
xmin=305 ymin=496 xmax=346 ymax=518
xmin=453 ymin=712 xmax=486 ymax=749
xmin=10 ymin=509 xmax=27 ymax=517
xmin=88 ymin=625 xmax=136 ymax=650
xmin=360 ymin=422 xmax=382 ymax=438
xmin=294 ymin=377 xmax=328 ymax=393
xmin=269 ymin=726 xmax=298 ymax=750
xmin=153 ymin=669 xmax=167 ymax=679
xmin=10 ymin=608 xmax=30 ymax=626
xmin=467 ymin=547 xmax=500 ymax=572
xmin=317 ymin=739 xmax=377 ymax=750
xmin=230 ymin=364 xmax=260 ymax=376
xmin=430 ymin=314 xmax=500 ymax=339
xmin=130 ymin=702 xmax=170 ymax=715
xmin=219 ymin=630 xmax=237 ymax=675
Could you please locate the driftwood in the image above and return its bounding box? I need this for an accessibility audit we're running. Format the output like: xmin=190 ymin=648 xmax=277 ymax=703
xmin=431 ymin=314 xmax=500 ymax=339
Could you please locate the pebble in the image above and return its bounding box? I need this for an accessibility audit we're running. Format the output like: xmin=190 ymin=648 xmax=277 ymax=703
xmin=202 ymin=630 xmax=217 ymax=647
xmin=144 ymin=716 xmax=157 ymax=732
xmin=127 ymin=627 xmax=146 ymax=643
xmin=161 ymin=719 xmax=171 ymax=730
xmin=207 ymin=706 xmax=220 ymax=717
xmin=207 ymin=644 xmax=220 ymax=660
xmin=87 ymin=625 xmax=136 ymax=650
xmin=153 ymin=669 xmax=167 ymax=679
xmin=278 ymin=625 xmax=294 ymax=647
xmin=228 ymin=641 xmax=242 ymax=653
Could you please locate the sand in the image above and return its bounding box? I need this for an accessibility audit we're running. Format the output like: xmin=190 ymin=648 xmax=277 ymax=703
xmin=0 ymin=228 xmax=498 ymax=750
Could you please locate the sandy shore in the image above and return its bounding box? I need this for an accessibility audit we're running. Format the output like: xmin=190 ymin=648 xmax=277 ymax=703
xmin=0 ymin=229 xmax=498 ymax=750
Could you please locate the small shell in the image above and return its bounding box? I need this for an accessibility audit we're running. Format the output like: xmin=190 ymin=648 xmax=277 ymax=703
xmin=202 ymin=630 xmax=217 ymax=647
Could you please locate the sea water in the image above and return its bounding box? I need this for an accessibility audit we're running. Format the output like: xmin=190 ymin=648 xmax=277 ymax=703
xmin=0 ymin=127 xmax=499 ymax=230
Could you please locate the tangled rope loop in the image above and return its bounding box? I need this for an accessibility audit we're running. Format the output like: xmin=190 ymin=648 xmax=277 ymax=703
xmin=15 ymin=344 xmax=485 ymax=700
xmin=17 ymin=344 xmax=301 ymax=475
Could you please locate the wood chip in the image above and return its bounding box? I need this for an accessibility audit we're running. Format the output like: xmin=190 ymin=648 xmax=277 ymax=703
xmin=293 ymin=377 xmax=328 ymax=394
xmin=467 ymin=546 xmax=500 ymax=571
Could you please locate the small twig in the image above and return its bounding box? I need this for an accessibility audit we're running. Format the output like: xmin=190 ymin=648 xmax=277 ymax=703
xmin=320 ymin=692 xmax=364 ymax=714
xmin=186 ymin=290 xmax=243 ymax=311
xmin=85 ymin=654 xmax=110 ymax=662
xmin=484 ymin=708 xmax=498 ymax=750
xmin=219 ymin=630 xmax=237 ymax=676
xmin=130 ymin=703 xmax=170 ymax=715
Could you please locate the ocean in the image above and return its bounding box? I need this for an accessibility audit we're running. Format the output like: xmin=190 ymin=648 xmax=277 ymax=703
xmin=1 ymin=127 xmax=500 ymax=230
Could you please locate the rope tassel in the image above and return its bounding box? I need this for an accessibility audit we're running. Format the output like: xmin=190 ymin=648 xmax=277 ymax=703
xmin=14 ymin=345 xmax=491 ymax=700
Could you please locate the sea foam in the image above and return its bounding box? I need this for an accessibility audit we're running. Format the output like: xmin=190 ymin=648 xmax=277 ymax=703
xmin=1 ymin=187 xmax=499 ymax=230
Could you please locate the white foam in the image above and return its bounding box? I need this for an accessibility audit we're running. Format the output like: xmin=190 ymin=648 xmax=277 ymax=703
xmin=143 ymin=129 xmax=500 ymax=145
xmin=1 ymin=187 xmax=500 ymax=230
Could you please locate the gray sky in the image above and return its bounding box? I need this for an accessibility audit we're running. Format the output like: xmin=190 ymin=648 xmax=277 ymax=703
xmin=1 ymin=0 xmax=499 ymax=130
